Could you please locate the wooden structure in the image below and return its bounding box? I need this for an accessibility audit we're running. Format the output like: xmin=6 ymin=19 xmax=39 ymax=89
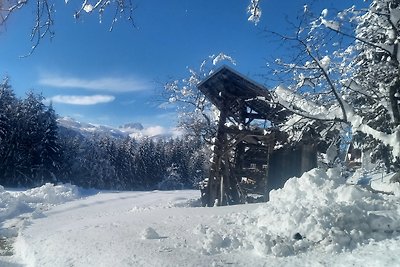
xmin=198 ymin=66 xmax=318 ymax=206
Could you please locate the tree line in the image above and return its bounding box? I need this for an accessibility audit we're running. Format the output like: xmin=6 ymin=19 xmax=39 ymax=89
xmin=0 ymin=80 xmax=209 ymax=189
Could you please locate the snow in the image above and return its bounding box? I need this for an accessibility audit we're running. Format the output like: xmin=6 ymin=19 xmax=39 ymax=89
xmin=248 ymin=169 xmax=400 ymax=255
xmin=0 ymin=183 xmax=81 ymax=223
xmin=321 ymin=9 xmax=328 ymax=18
xmin=274 ymin=85 xmax=342 ymax=120
xmin=212 ymin=53 xmax=236 ymax=66
xmin=342 ymin=100 xmax=400 ymax=158
xmin=319 ymin=55 xmax=331 ymax=70
xmin=389 ymin=5 xmax=400 ymax=27
xmin=323 ymin=142 xmax=338 ymax=164
xmin=247 ymin=0 xmax=262 ymax=25
xmin=83 ymin=4 xmax=93 ymax=13
xmin=141 ymin=227 xmax=161 ymax=240
xmin=1 ymin=169 xmax=400 ymax=266
xmin=321 ymin=18 xmax=340 ymax=31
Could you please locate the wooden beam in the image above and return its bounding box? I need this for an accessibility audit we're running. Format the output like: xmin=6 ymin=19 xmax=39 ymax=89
xmin=207 ymin=107 xmax=227 ymax=206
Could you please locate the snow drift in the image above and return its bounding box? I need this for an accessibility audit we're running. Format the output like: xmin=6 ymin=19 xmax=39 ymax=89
xmin=0 ymin=183 xmax=82 ymax=223
xmin=195 ymin=168 xmax=400 ymax=257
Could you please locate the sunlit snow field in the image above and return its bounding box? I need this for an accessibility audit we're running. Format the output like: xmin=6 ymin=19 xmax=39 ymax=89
xmin=1 ymin=168 xmax=400 ymax=267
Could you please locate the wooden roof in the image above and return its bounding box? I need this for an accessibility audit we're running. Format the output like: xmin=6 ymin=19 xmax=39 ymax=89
xmin=197 ymin=66 xmax=289 ymax=123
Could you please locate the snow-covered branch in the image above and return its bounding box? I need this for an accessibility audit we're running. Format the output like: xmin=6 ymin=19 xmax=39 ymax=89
xmin=268 ymin=1 xmax=400 ymax=168
xmin=274 ymin=85 xmax=344 ymax=123
xmin=163 ymin=53 xmax=236 ymax=142
xmin=344 ymin=100 xmax=400 ymax=158
xmin=247 ymin=0 xmax=262 ymax=25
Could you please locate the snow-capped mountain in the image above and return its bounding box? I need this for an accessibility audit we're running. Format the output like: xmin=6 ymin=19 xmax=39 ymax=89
xmin=119 ymin=122 xmax=144 ymax=131
xmin=57 ymin=117 xmax=181 ymax=140
xmin=57 ymin=117 xmax=131 ymax=139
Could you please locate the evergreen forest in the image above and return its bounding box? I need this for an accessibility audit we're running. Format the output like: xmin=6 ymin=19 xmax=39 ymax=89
xmin=0 ymin=81 xmax=208 ymax=190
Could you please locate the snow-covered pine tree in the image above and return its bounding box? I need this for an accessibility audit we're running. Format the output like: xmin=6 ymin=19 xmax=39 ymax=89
xmin=157 ymin=163 xmax=183 ymax=190
xmin=185 ymin=136 xmax=209 ymax=187
xmin=39 ymin=103 xmax=61 ymax=183
xmin=57 ymin=134 xmax=81 ymax=185
xmin=168 ymin=138 xmax=188 ymax=185
xmin=18 ymin=91 xmax=49 ymax=185
xmin=112 ymin=137 xmax=133 ymax=190
xmin=134 ymin=138 xmax=163 ymax=188
xmin=0 ymin=80 xmax=19 ymax=186
xmin=89 ymin=137 xmax=117 ymax=189
xmin=120 ymin=137 xmax=139 ymax=189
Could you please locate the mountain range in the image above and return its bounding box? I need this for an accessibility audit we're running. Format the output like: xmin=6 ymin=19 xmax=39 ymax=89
xmin=57 ymin=117 xmax=181 ymax=140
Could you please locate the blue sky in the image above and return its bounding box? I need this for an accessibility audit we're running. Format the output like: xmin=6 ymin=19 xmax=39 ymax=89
xmin=0 ymin=0 xmax=366 ymax=131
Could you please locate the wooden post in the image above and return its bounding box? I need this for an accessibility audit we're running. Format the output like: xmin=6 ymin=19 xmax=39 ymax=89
xmin=263 ymin=142 xmax=272 ymax=202
xmin=207 ymin=108 xmax=227 ymax=206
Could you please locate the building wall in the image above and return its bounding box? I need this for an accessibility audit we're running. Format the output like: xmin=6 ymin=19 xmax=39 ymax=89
xmin=267 ymin=144 xmax=316 ymax=199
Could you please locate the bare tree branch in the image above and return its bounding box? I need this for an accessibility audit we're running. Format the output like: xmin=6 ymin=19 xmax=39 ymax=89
xmin=0 ymin=0 xmax=136 ymax=56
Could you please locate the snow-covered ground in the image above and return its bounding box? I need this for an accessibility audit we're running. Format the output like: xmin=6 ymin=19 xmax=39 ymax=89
xmin=1 ymin=168 xmax=400 ymax=267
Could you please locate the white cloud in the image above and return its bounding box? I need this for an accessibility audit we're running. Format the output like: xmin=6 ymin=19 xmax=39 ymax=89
xmin=139 ymin=125 xmax=183 ymax=138
xmin=142 ymin=125 xmax=167 ymax=137
xmin=39 ymin=73 xmax=151 ymax=92
xmin=157 ymin=102 xmax=177 ymax=110
xmin=49 ymin=95 xmax=115 ymax=105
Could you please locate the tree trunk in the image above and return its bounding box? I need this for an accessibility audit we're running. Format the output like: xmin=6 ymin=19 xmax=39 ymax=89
xmin=390 ymin=77 xmax=400 ymax=126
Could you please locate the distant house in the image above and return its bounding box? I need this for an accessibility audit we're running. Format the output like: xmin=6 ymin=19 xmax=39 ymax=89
xmin=197 ymin=66 xmax=321 ymax=206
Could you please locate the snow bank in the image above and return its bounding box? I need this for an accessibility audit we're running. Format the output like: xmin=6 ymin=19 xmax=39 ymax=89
xmin=196 ymin=168 xmax=400 ymax=257
xmin=3 ymin=182 xmax=399 ymax=266
xmin=0 ymin=183 xmax=82 ymax=223
xmin=0 ymin=183 xmax=83 ymax=260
